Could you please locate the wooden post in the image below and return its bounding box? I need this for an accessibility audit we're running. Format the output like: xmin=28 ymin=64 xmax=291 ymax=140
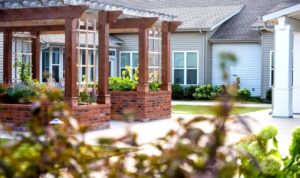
xmin=161 ymin=22 xmax=171 ymax=91
xmin=3 ymin=31 xmax=12 ymax=84
xmin=31 ymin=31 xmax=40 ymax=81
xmin=64 ymin=18 xmax=78 ymax=107
xmin=137 ymin=28 xmax=149 ymax=92
xmin=97 ymin=11 xmax=110 ymax=104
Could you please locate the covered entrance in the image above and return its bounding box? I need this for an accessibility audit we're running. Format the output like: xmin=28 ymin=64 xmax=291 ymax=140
xmin=263 ymin=4 xmax=300 ymax=118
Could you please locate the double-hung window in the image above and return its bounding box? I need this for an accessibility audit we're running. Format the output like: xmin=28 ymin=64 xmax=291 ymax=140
xmin=173 ymin=51 xmax=198 ymax=85
xmin=120 ymin=51 xmax=138 ymax=79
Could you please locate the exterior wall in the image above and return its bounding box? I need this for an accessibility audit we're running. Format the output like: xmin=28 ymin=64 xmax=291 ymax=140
xmin=212 ymin=43 xmax=262 ymax=96
xmin=261 ymin=31 xmax=274 ymax=99
xmin=205 ymin=28 xmax=219 ymax=84
xmin=110 ymin=91 xmax=171 ymax=121
xmin=0 ymin=102 xmax=110 ymax=131
xmin=0 ymin=33 xmax=3 ymax=83
xmin=115 ymin=34 xmax=138 ymax=76
xmin=115 ymin=32 xmax=205 ymax=85
xmin=170 ymin=32 xmax=205 ymax=85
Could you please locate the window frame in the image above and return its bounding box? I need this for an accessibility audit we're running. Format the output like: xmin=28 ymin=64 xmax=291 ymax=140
xmin=172 ymin=51 xmax=199 ymax=85
xmin=119 ymin=51 xmax=138 ymax=79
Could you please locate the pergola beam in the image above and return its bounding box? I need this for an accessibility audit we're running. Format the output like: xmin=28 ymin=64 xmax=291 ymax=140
xmin=0 ymin=25 xmax=65 ymax=32
xmin=169 ymin=21 xmax=182 ymax=32
xmin=3 ymin=31 xmax=12 ymax=84
xmin=110 ymin=17 xmax=159 ymax=29
xmin=0 ymin=5 xmax=88 ymax=22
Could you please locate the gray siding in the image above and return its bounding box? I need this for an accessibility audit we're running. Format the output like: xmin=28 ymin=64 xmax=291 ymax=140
xmin=115 ymin=34 xmax=138 ymax=76
xmin=170 ymin=32 xmax=205 ymax=85
xmin=0 ymin=33 xmax=3 ymax=82
xmin=116 ymin=32 xmax=205 ymax=85
xmin=205 ymin=28 xmax=219 ymax=84
xmin=261 ymin=31 xmax=274 ymax=99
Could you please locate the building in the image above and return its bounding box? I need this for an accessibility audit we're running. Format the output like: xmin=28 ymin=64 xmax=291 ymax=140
xmin=1 ymin=0 xmax=299 ymax=99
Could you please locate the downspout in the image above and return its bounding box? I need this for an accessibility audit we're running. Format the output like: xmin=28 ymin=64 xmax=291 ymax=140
xmin=200 ymin=29 xmax=206 ymax=85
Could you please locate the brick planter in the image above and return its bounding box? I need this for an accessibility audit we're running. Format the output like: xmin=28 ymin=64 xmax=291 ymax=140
xmin=0 ymin=103 xmax=110 ymax=131
xmin=110 ymin=91 xmax=171 ymax=122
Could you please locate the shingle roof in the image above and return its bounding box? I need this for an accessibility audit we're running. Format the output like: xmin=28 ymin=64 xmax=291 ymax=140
xmin=98 ymin=0 xmax=285 ymax=40
xmin=152 ymin=5 xmax=244 ymax=31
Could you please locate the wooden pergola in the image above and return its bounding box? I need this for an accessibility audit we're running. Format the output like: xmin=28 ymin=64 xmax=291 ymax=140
xmin=0 ymin=5 xmax=181 ymax=107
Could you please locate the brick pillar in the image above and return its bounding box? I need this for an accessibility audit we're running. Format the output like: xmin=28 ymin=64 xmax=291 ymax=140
xmin=64 ymin=18 xmax=78 ymax=107
xmin=3 ymin=31 xmax=12 ymax=84
xmin=97 ymin=11 xmax=110 ymax=104
xmin=161 ymin=22 xmax=171 ymax=91
xmin=31 ymin=31 xmax=40 ymax=81
xmin=137 ymin=28 xmax=149 ymax=92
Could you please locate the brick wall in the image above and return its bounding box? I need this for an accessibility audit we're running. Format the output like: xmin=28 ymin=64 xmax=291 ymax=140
xmin=71 ymin=104 xmax=110 ymax=130
xmin=0 ymin=103 xmax=111 ymax=131
xmin=110 ymin=91 xmax=171 ymax=122
xmin=0 ymin=104 xmax=32 ymax=131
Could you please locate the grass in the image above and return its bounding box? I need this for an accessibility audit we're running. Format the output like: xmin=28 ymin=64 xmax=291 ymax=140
xmin=172 ymin=105 xmax=270 ymax=115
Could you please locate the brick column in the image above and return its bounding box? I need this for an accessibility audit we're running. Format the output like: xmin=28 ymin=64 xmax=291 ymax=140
xmin=64 ymin=18 xmax=78 ymax=107
xmin=31 ymin=31 xmax=40 ymax=81
xmin=3 ymin=31 xmax=12 ymax=84
xmin=161 ymin=22 xmax=171 ymax=91
xmin=97 ymin=11 xmax=110 ymax=104
xmin=137 ymin=28 xmax=149 ymax=92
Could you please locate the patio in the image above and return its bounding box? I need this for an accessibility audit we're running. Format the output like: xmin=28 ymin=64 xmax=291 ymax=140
xmin=0 ymin=5 xmax=180 ymax=131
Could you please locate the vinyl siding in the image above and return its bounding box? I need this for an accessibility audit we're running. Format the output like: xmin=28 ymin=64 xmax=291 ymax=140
xmin=205 ymin=28 xmax=219 ymax=84
xmin=114 ymin=34 xmax=138 ymax=76
xmin=212 ymin=43 xmax=262 ymax=96
xmin=261 ymin=31 xmax=274 ymax=99
xmin=170 ymin=32 xmax=205 ymax=85
xmin=116 ymin=32 xmax=205 ymax=85
xmin=0 ymin=33 xmax=3 ymax=82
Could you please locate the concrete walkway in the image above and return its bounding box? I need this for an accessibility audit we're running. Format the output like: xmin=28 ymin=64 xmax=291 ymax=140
xmin=172 ymin=100 xmax=272 ymax=108
xmin=83 ymin=109 xmax=300 ymax=156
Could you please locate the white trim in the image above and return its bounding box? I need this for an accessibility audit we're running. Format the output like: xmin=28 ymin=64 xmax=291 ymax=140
xmin=119 ymin=51 xmax=139 ymax=79
xmin=269 ymin=50 xmax=274 ymax=87
xmin=263 ymin=4 xmax=300 ymax=22
xmin=172 ymin=51 xmax=199 ymax=85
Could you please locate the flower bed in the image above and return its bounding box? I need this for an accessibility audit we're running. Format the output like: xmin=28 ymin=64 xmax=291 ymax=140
xmin=110 ymin=91 xmax=171 ymax=122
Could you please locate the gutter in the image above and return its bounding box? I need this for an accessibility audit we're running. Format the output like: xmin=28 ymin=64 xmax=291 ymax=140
xmin=209 ymin=39 xmax=261 ymax=43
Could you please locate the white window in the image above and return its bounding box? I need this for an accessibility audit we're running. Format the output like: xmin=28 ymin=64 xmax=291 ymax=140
xmin=41 ymin=46 xmax=64 ymax=83
xmin=270 ymin=50 xmax=274 ymax=87
xmin=109 ymin=49 xmax=117 ymax=76
xmin=119 ymin=51 xmax=138 ymax=79
xmin=173 ymin=51 xmax=198 ymax=85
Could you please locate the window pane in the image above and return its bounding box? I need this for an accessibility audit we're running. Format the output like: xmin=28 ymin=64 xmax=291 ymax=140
xmin=81 ymin=50 xmax=86 ymax=65
xmin=109 ymin=50 xmax=116 ymax=57
xmin=89 ymin=50 xmax=94 ymax=65
xmin=174 ymin=69 xmax=184 ymax=84
xmin=132 ymin=53 xmax=138 ymax=68
xmin=42 ymin=48 xmax=50 ymax=82
xmin=81 ymin=68 xmax=86 ymax=81
xmin=52 ymin=47 xmax=60 ymax=64
xmin=174 ymin=52 xmax=184 ymax=68
xmin=121 ymin=53 xmax=130 ymax=67
xmin=187 ymin=52 xmax=197 ymax=68
xmin=52 ymin=66 xmax=59 ymax=83
xmin=187 ymin=69 xmax=197 ymax=84
xmin=89 ymin=67 xmax=94 ymax=81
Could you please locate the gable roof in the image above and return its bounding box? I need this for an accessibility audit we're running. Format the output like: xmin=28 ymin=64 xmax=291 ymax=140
xmin=152 ymin=5 xmax=244 ymax=31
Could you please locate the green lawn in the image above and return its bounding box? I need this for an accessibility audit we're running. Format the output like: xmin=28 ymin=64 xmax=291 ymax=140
xmin=172 ymin=105 xmax=270 ymax=115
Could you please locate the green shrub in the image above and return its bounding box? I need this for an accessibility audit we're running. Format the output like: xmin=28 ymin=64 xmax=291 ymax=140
xmin=78 ymin=92 xmax=96 ymax=104
xmin=171 ymin=83 xmax=184 ymax=100
xmin=6 ymin=81 xmax=46 ymax=104
xmin=0 ymin=83 xmax=9 ymax=94
xmin=149 ymin=81 xmax=161 ymax=91
xmin=266 ymin=88 xmax=272 ymax=102
xmin=184 ymin=85 xmax=198 ymax=100
xmin=237 ymin=88 xmax=251 ymax=101
xmin=192 ymin=84 xmax=219 ymax=100
xmin=109 ymin=76 xmax=138 ymax=91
